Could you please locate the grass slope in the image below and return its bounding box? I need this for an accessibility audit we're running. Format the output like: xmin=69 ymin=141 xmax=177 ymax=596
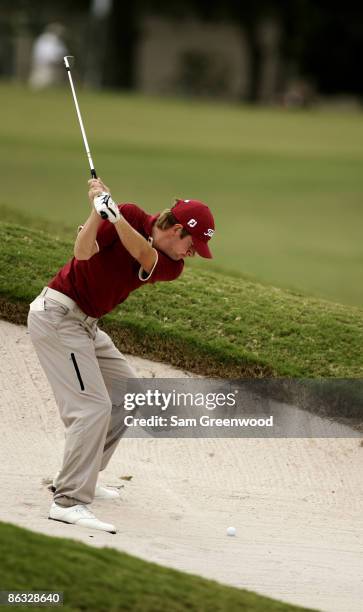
xmin=0 ymin=83 xmax=362 ymax=306
xmin=0 ymin=521 xmax=315 ymax=612
xmin=0 ymin=222 xmax=362 ymax=381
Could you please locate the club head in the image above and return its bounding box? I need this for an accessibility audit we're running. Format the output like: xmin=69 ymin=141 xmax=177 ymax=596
xmin=63 ymin=55 xmax=74 ymax=69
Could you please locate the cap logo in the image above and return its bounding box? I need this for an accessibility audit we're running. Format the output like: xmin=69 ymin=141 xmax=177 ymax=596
xmin=187 ymin=218 xmax=197 ymax=228
xmin=204 ymin=228 xmax=215 ymax=238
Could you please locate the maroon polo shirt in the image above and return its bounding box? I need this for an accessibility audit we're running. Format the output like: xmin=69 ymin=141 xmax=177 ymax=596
xmin=48 ymin=203 xmax=184 ymax=318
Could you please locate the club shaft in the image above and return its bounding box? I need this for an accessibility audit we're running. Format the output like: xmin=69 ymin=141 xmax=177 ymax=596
xmin=64 ymin=57 xmax=97 ymax=178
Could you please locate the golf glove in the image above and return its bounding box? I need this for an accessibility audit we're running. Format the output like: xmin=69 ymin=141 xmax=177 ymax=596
xmin=94 ymin=192 xmax=121 ymax=223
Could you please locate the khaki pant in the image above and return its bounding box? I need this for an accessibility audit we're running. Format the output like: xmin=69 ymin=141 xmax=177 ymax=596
xmin=27 ymin=288 xmax=137 ymax=507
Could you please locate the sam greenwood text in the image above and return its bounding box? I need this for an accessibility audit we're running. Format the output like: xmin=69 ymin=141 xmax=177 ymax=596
xmin=124 ymin=415 xmax=274 ymax=428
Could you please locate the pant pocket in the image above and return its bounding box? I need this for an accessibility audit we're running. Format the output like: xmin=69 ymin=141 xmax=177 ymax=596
xmin=70 ymin=353 xmax=85 ymax=391
xmin=29 ymin=296 xmax=45 ymax=312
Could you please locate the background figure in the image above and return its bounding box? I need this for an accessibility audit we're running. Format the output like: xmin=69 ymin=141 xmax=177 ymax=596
xmin=29 ymin=23 xmax=68 ymax=89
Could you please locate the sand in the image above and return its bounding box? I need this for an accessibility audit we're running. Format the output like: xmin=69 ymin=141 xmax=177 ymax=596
xmin=0 ymin=319 xmax=362 ymax=612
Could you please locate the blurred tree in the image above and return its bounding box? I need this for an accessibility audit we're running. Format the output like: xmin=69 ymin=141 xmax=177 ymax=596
xmin=212 ymin=1 xmax=283 ymax=101
xmin=101 ymin=1 xmax=139 ymax=88
xmin=282 ymin=1 xmax=363 ymax=96
xmin=142 ymin=0 xmax=363 ymax=99
xmin=1 ymin=0 xmax=363 ymax=97
xmin=142 ymin=0 xmax=283 ymax=101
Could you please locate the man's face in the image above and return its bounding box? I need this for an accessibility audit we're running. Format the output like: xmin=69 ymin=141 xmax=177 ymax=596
xmin=154 ymin=225 xmax=196 ymax=260
xmin=173 ymin=231 xmax=196 ymax=260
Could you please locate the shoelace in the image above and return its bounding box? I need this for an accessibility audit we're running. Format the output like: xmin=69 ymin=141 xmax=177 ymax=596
xmin=74 ymin=505 xmax=94 ymax=518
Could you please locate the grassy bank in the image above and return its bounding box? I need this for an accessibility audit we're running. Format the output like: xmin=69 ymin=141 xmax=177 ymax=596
xmin=1 ymin=221 xmax=362 ymax=382
xmin=0 ymin=83 xmax=362 ymax=307
xmin=0 ymin=521 xmax=315 ymax=612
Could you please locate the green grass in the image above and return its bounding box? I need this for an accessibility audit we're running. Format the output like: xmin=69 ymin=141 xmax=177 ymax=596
xmin=0 ymin=521 xmax=315 ymax=612
xmin=0 ymin=83 xmax=362 ymax=306
xmin=1 ymin=222 xmax=362 ymax=382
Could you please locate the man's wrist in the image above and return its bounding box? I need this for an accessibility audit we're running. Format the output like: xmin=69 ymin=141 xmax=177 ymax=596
xmin=113 ymin=213 xmax=125 ymax=227
xmin=91 ymin=208 xmax=103 ymax=223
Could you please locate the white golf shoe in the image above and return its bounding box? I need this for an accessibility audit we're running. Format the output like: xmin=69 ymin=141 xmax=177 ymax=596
xmin=93 ymin=485 xmax=120 ymax=499
xmin=49 ymin=502 xmax=117 ymax=534
xmin=52 ymin=472 xmax=120 ymax=499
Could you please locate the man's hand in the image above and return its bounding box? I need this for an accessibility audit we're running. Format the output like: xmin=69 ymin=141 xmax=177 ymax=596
xmin=94 ymin=192 xmax=121 ymax=223
xmin=88 ymin=177 xmax=110 ymax=204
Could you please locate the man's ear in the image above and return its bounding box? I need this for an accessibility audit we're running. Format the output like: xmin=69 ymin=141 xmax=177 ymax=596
xmin=172 ymin=223 xmax=184 ymax=234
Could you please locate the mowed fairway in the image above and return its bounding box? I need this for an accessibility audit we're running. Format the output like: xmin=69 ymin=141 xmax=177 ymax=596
xmin=0 ymin=83 xmax=362 ymax=306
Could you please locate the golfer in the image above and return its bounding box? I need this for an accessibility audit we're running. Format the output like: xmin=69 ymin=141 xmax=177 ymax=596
xmin=27 ymin=177 xmax=215 ymax=533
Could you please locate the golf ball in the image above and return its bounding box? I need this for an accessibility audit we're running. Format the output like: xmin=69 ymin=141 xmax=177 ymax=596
xmin=227 ymin=526 xmax=236 ymax=536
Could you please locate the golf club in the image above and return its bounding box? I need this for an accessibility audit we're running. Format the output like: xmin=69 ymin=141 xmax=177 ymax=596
xmin=63 ymin=55 xmax=97 ymax=179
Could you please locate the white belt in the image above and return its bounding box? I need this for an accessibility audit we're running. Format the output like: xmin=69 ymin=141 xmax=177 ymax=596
xmin=40 ymin=287 xmax=98 ymax=324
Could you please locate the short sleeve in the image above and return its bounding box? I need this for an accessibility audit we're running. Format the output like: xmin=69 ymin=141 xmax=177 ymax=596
xmin=139 ymin=250 xmax=184 ymax=283
xmin=120 ymin=203 xmax=144 ymax=227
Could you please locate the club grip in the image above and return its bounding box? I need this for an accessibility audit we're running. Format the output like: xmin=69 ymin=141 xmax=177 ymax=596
xmin=91 ymin=168 xmax=97 ymax=179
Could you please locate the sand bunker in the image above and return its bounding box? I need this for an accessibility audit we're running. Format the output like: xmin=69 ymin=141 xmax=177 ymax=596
xmin=0 ymin=319 xmax=362 ymax=612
